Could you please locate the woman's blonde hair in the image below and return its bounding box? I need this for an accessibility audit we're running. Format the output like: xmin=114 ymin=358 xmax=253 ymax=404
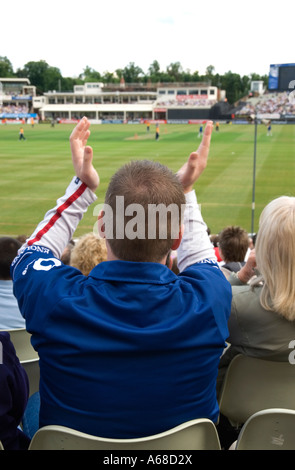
xmin=70 ymin=233 xmax=107 ymax=276
xmin=253 ymin=196 xmax=295 ymax=320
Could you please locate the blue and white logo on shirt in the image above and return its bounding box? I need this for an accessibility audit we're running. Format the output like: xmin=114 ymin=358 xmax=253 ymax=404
xmin=33 ymin=258 xmax=62 ymax=272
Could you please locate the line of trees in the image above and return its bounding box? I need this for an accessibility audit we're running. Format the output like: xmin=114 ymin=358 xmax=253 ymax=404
xmin=0 ymin=56 xmax=268 ymax=104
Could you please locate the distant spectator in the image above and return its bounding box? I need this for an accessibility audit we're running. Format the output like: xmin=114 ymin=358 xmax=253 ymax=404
xmin=0 ymin=237 xmax=26 ymax=329
xmin=16 ymin=234 xmax=27 ymax=245
xmin=246 ymin=233 xmax=257 ymax=257
xmin=218 ymin=226 xmax=249 ymax=279
xmin=61 ymin=239 xmax=75 ymax=265
xmin=70 ymin=233 xmax=107 ymax=276
xmin=210 ymin=234 xmax=222 ymax=262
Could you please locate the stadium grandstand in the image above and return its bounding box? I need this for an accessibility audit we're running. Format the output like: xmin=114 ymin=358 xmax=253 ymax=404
xmin=35 ymin=80 xmax=224 ymax=123
xmin=233 ymin=63 xmax=295 ymax=121
xmin=236 ymin=91 xmax=295 ymax=120
xmin=35 ymin=79 xmax=295 ymax=124
xmin=0 ymin=78 xmax=38 ymax=123
xmin=2 ymin=62 xmax=295 ymax=125
xmin=1 ymin=77 xmax=228 ymax=124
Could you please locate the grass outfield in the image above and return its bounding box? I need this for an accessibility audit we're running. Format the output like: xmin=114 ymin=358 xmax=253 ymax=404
xmin=0 ymin=122 xmax=294 ymax=238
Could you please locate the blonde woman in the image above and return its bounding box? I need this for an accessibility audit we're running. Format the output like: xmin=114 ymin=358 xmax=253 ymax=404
xmin=219 ymin=196 xmax=295 ymax=377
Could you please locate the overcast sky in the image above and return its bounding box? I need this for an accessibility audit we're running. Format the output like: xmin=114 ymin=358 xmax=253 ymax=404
xmin=3 ymin=0 xmax=294 ymax=79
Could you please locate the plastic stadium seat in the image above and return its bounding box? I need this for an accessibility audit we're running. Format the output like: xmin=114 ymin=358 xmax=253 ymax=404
xmin=28 ymin=419 xmax=221 ymax=450
xmin=219 ymin=354 xmax=295 ymax=428
xmin=234 ymin=408 xmax=295 ymax=450
xmin=2 ymin=328 xmax=38 ymax=362
xmin=20 ymin=358 xmax=40 ymax=397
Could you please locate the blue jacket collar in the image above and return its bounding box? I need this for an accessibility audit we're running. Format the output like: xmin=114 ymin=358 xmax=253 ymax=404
xmin=88 ymin=260 xmax=177 ymax=285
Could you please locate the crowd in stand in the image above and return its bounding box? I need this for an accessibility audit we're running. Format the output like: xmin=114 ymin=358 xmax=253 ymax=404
xmin=0 ymin=104 xmax=29 ymax=115
xmin=155 ymin=98 xmax=216 ymax=107
xmin=239 ymin=91 xmax=295 ymax=116
xmin=1 ymin=118 xmax=295 ymax=451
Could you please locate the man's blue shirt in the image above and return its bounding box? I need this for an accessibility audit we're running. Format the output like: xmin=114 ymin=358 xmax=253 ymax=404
xmin=11 ymin=246 xmax=231 ymax=438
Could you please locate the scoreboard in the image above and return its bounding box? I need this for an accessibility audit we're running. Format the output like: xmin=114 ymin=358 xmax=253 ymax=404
xmin=268 ymin=63 xmax=295 ymax=91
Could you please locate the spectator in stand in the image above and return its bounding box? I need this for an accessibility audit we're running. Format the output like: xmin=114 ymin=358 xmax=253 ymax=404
xmin=218 ymin=196 xmax=295 ymax=393
xmin=11 ymin=117 xmax=231 ymax=439
xmin=0 ymin=331 xmax=30 ymax=449
xmin=16 ymin=234 xmax=27 ymax=245
xmin=248 ymin=232 xmax=257 ymax=251
xmin=210 ymin=234 xmax=222 ymax=262
xmin=218 ymin=226 xmax=249 ymax=280
xmin=0 ymin=237 xmax=26 ymax=329
xmin=70 ymin=233 xmax=107 ymax=276
xmin=61 ymin=239 xmax=75 ymax=265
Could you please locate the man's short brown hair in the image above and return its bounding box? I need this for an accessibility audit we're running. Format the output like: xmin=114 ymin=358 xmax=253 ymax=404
xmin=218 ymin=226 xmax=249 ymax=263
xmin=0 ymin=237 xmax=22 ymax=279
xmin=103 ymin=160 xmax=185 ymax=262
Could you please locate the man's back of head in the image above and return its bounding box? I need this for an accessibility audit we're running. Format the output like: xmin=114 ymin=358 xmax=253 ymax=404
xmin=0 ymin=237 xmax=22 ymax=280
xmin=103 ymin=160 xmax=185 ymax=263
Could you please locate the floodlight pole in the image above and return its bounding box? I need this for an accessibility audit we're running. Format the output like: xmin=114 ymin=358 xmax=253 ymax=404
xmin=251 ymin=115 xmax=258 ymax=234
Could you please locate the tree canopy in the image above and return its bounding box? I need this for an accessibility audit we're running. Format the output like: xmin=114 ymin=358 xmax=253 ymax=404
xmin=0 ymin=56 xmax=268 ymax=104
